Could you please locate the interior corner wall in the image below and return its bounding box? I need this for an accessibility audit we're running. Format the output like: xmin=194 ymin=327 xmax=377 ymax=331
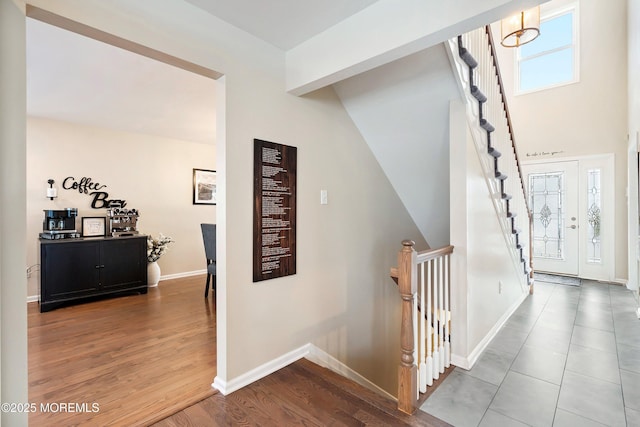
xmin=223 ymin=81 xmax=427 ymax=396
xmin=26 ymin=117 xmax=216 ymax=297
xmin=0 ymin=0 xmax=28 ymax=424
xmin=23 ymin=0 xmax=428 ymax=397
xmin=492 ymin=0 xmax=629 ymax=281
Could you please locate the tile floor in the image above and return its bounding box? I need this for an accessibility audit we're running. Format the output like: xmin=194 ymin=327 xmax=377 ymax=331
xmin=420 ymin=278 xmax=640 ymax=427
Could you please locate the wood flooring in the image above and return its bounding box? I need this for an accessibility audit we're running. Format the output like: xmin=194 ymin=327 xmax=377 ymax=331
xmin=153 ymin=358 xmax=451 ymax=427
xmin=29 ymin=274 xmax=450 ymax=426
xmin=28 ymin=275 xmax=217 ymax=426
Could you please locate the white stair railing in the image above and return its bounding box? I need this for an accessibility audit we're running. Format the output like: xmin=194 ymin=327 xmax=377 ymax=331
xmin=416 ymin=246 xmax=452 ymax=392
xmin=391 ymin=241 xmax=453 ymax=414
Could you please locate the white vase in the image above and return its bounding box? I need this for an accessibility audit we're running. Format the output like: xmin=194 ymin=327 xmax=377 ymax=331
xmin=147 ymin=261 xmax=161 ymax=287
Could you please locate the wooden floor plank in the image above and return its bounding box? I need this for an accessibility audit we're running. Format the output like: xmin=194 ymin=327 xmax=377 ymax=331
xmin=28 ymin=275 xmax=217 ymax=426
xmin=154 ymin=359 xmax=451 ymax=427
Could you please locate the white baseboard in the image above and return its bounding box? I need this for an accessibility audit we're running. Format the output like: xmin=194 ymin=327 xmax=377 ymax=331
xmin=453 ymin=291 xmax=528 ymax=370
xmin=160 ymin=269 xmax=207 ymax=281
xmin=26 ymin=269 xmax=208 ymax=303
xmin=612 ymin=278 xmax=628 ymax=286
xmin=212 ymin=344 xmax=311 ymax=395
xmin=212 ymin=343 xmax=395 ymax=402
xmin=305 ymin=344 xmax=397 ymax=402
xmin=450 ymin=354 xmax=469 ymax=370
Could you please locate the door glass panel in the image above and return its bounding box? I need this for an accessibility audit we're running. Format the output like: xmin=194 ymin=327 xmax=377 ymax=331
xmin=529 ymin=172 xmax=564 ymax=259
xmin=587 ymin=169 xmax=601 ymax=263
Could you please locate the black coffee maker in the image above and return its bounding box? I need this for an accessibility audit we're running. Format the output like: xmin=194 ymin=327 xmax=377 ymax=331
xmin=40 ymin=208 xmax=80 ymax=240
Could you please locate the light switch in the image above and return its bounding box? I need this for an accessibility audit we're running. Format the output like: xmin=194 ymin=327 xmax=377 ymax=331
xmin=320 ymin=190 xmax=328 ymax=205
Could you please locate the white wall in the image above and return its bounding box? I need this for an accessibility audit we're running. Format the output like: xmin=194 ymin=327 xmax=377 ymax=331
xmin=26 ymin=117 xmax=216 ymax=297
xmin=221 ymin=82 xmax=429 ymax=394
xmin=493 ymin=0 xmax=629 ymax=281
xmin=22 ymin=0 xmax=428 ymax=397
xmin=0 ymin=0 xmax=28 ymax=424
xmin=334 ymin=44 xmax=457 ymax=248
xmin=450 ymin=101 xmax=528 ymax=366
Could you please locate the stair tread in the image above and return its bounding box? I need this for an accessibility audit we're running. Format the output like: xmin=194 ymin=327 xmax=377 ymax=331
xmin=502 ymin=194 xmax=512 ymax=200
xmin=488 ymin=147 xmax=501 ymax=158
xmin=471 ymin=86 xmax=487 ymax=103
xmin=495 ymin=172 xmax=507 ymax=180
xmin=507 ymin=212 xmax=517 ymax=218
xmin=480 ymin=119 xmax=495 ymax=132
xmin=459 ymin=47 xmax=478 ymax=68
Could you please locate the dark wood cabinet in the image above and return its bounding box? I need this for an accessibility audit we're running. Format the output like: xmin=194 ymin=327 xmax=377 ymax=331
xmin=40 ymin=236 xmax=147 ymax=312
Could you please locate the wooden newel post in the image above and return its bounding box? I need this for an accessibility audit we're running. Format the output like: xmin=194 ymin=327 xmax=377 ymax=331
xmin=397 ymin=240 xmax=418 ymax=414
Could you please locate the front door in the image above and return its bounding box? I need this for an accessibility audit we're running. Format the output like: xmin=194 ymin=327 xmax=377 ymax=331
xmin=523 ymin=156 xmax=613 ymax=281
xmin=525 ymin=161 xmax=579 ymax=276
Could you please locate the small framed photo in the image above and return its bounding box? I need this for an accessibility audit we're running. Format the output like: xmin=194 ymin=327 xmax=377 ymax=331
xmin=82 ymin=217 xmax=106 ymax=237
xmin=193 ymin=168 xmax=217 ymax=205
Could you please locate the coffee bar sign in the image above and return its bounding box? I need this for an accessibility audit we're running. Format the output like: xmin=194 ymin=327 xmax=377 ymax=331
xmin=62 ymin=176 xmax=127 ymax=209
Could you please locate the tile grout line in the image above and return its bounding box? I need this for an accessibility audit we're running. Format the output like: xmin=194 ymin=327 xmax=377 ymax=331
xmin=473 ymin=281 xmax=558 ymax=426
xmin=610 ymin=283 xmax=632 ymax=427
xmin=423 ymin=278 xmax=637 ymax=427
xmin=549 ymin=280 xmax=580 ymax=427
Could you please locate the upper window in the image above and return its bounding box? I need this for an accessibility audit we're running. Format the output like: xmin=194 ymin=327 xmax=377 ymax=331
xmin=517 ymin=4 xmax=579 ymax=94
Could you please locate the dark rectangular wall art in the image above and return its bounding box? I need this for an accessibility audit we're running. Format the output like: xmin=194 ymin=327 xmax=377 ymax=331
xmin=193 ymin=168 xmax=217 ymax=205
xmin=253 ymin=139 xmax=297 ymax=282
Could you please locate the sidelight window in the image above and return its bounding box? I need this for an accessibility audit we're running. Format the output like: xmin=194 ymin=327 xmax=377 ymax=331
xmin=586 ymin=169 xmax=602 ymax=263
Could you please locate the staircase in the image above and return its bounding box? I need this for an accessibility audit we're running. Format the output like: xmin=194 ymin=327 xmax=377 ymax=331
xmin=391 ymin=25 xmax=533 ymax=415
xmin=448 ymin=26 xmax=533 ymax=288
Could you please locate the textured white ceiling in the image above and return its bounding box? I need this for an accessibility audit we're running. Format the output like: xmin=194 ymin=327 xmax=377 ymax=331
xmin=27 ymin=18 xmax=217 ymax=144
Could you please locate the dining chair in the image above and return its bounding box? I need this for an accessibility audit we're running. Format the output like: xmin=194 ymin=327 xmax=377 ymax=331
xmin=200 ymin=223 xmax=216 ymax=298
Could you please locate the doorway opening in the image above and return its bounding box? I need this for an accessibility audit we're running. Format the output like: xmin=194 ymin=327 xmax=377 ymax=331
xmin=27 ymin=5 xmax=224 ymax=424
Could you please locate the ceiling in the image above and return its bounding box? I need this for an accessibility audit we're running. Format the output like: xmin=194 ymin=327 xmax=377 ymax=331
xmin=183 ymin=0 xmax=380 ymax=50
xmin=27 ymin=18 xmax=217 ymax=144
xmin=26 ymin=1 xmax=380 ymax=144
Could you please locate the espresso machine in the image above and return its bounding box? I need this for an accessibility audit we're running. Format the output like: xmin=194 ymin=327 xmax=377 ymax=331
xmin=107 ymin=205 xmax=140 ymax=237
xmin=40 ymin=208 xmax=80 ymax=240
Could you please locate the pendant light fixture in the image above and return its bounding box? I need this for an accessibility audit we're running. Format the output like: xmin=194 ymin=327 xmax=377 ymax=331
xmin=501 ymin=7 xmax=541 ymax=47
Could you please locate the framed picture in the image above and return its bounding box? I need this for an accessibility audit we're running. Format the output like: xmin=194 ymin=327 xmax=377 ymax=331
xmin=193 ymin=168 xmax=217 ymax=205
xmin=82 ymin=217 xmax=106 ymax=237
